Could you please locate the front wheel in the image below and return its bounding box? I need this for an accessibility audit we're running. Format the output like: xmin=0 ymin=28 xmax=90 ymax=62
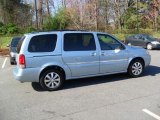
xmin=147 ymin=43 xmax=153 ymax=50
xmin=127 ymin=43 xmax=131 ymax=46
xmin=40 ymin=69 xmax=64 ymax=91
xmin=128 ymin=60 xmax=144 ymax=78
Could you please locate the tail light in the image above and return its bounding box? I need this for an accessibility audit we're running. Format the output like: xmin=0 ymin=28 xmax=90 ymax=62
xmin=19 ymin=54 xmax=26 ymax=69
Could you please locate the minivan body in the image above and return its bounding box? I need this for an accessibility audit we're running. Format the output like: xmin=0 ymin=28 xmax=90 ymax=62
xmin=13 ymin=31 xmax=151 ymax=91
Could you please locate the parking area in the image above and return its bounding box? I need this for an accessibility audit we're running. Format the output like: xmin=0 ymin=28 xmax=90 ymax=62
xmin=0 ymin=51 xmax=160 ymax=120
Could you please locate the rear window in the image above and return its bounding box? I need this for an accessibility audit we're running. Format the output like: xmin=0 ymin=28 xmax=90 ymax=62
xmin=17 ymin=36 xmax=25 ymax=53
xmin=28 ymin=34 xmax=57 ymax=52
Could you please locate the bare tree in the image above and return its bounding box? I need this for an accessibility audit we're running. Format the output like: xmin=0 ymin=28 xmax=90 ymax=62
xmin=45 ymin=0 xmax=50 ymax=16
xmin=38 ymin=0 xmax=43 ymax=29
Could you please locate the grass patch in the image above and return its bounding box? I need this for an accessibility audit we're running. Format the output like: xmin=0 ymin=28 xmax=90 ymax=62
xmin=0 ymin=36 xmax=12 ymax=48
xmin=152 ymin=32 xmax=160 ymax=38
xmin=113 ymin=34 xmax=130 ymax=41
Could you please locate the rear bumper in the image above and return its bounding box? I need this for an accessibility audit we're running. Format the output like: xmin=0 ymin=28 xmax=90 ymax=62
xmin=13 ymin=67 xmax=40 ymax=82
xmin=10 ymin=57 xmax=16 ymax=63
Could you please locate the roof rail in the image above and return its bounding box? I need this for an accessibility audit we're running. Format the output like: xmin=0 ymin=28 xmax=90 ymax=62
xmin=59 ymin=29 xmax=87 ymax=31
xmin=29 ymin=29 xmax=88 ymax=34
xmin=46 ymin=29 xmax=87 ymax=32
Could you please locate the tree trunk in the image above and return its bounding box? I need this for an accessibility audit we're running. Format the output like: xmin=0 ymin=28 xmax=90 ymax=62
xmin=38 ymin=0 xmax=43 ymax=29
xmin=62 ymin=0 xmax=66 ymax=7
xmin=45 ymin=0 xmax=50 ymax=16
xmin=94 ymin=0 xmax=98 ymax=31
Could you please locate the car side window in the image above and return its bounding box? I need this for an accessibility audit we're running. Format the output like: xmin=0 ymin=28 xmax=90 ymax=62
xmin=134 ymin=35 xmax=139 ymax=39
xmin=64 ymin=33 xmax=96 ymax=51
xmin=139 ymin=35 xmax=143 ymax=40
xmin=28 ymin=34 xmax=57 ymax=52
xmin=97 ymin=34 xmax=125 ymax=50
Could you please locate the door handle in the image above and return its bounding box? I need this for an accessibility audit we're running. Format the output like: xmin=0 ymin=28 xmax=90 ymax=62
xmin=101 ymin=52 xmax=105 ymax=56
xmin=90 ymin=52 xmax=97 ymax=56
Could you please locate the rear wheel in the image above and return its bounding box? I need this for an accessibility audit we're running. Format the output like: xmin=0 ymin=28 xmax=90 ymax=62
xmin=10 ymin=57 xmax=14 ymax=65
xmin=10 ymin=61 xmax=14 ymax=65
xmin=128 ymin=60 xmax=144 ymax=77
xmin=40 ymin=69 xmax=64 ymax=91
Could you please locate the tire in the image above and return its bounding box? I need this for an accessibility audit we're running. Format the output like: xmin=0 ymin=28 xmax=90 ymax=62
xmin=128 ymin=60 xmax=144 ymax=78
xmin=147 ymin=43 xmax=152 ymax=50
xmin=10 ymin=61 xmax=14 ymax=65
xmin=127 ymin=43 xmax=131 ymax=46
xmin=40 ymin=69 xmax=64 ymax=91
xmin=10 ymin=59 xmax=14 ymax=65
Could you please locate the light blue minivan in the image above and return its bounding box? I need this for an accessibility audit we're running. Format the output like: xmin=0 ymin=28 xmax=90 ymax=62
xmin=13 ymin=31 xmax=151 ymax=91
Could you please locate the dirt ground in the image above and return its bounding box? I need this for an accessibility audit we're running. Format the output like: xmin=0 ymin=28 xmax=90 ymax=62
xmin=0 ymin=48 xmax=9 ymax=56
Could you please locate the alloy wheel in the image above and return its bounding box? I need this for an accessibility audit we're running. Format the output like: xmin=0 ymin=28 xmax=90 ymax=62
xmin=131 ymin=62 xmax=143 ymax=76
xmin=147 ymin=44 xmax=152 ymax=50
xmin=44 ymin=72 xmax=61 ymax=89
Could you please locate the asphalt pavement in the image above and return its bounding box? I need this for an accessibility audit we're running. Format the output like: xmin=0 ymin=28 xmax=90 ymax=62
xmin=0 ymin=51 xmax=160 ymax=120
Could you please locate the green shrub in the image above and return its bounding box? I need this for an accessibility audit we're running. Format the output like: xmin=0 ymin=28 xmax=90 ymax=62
xmin=0 ymin=25 xmax=7 ymax=34
xmin=6 ymin=23 xmax=19 ymax=34
xmin=113 ymin=34 xmax=132 ymax=41
xmin=0 ymin=23 xmax=20 ymax=35
xmin=43 ymin=16 xmax=59 ymax=30
xmin=0 ymin=22 xmax=4 ymax=27
xmin=25 ymin=27 xmax=37 ymax=33
xmin=138 ymin=29 xmax=154 ymax=35
xmin=43 ymin=8 xmax=69 ymax=31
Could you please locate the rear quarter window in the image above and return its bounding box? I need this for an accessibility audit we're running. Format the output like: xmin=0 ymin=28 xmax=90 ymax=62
xmin=28 ymin=34 xmax=57 ymax=52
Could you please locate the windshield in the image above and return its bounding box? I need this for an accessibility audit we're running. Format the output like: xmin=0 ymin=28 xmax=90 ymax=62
xmin=146 ymin=35 xmax=155 ymax=41
xmin=11 ymin=37 xmax=21 ymax=47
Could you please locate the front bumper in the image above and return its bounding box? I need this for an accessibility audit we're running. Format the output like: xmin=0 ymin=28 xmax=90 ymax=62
xmin=152 ymin=44 xmax=160 ymax=49
xmin=13 ymin=67 xmax=40 ymax=82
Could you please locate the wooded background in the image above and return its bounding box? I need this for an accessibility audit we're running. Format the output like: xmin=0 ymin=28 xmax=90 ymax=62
xmin=0 ymin=0 xmax=160 ymax=35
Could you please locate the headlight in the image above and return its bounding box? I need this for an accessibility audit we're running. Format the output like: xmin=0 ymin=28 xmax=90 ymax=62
xmin=151 ymin=41 xmax=160 ymax=45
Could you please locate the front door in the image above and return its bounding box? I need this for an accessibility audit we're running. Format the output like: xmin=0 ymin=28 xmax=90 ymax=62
xmin=97 ymin=34 xmax=129 ymax=74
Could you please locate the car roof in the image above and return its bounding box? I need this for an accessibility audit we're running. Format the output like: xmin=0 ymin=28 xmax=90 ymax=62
xmin=12 ymin=36 xmax=21 ymax=39
xmin=134 ymin=34 xmax=151 ymax=36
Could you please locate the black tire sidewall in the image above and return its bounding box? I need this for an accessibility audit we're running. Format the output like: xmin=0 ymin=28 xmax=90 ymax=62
xmin=40 ymin=69 xmax=64 ymax=91
xmin=128 ymin=60 xmax=144 ymax=78
xmin=10 ymin=58 xmax=14 ymax=65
